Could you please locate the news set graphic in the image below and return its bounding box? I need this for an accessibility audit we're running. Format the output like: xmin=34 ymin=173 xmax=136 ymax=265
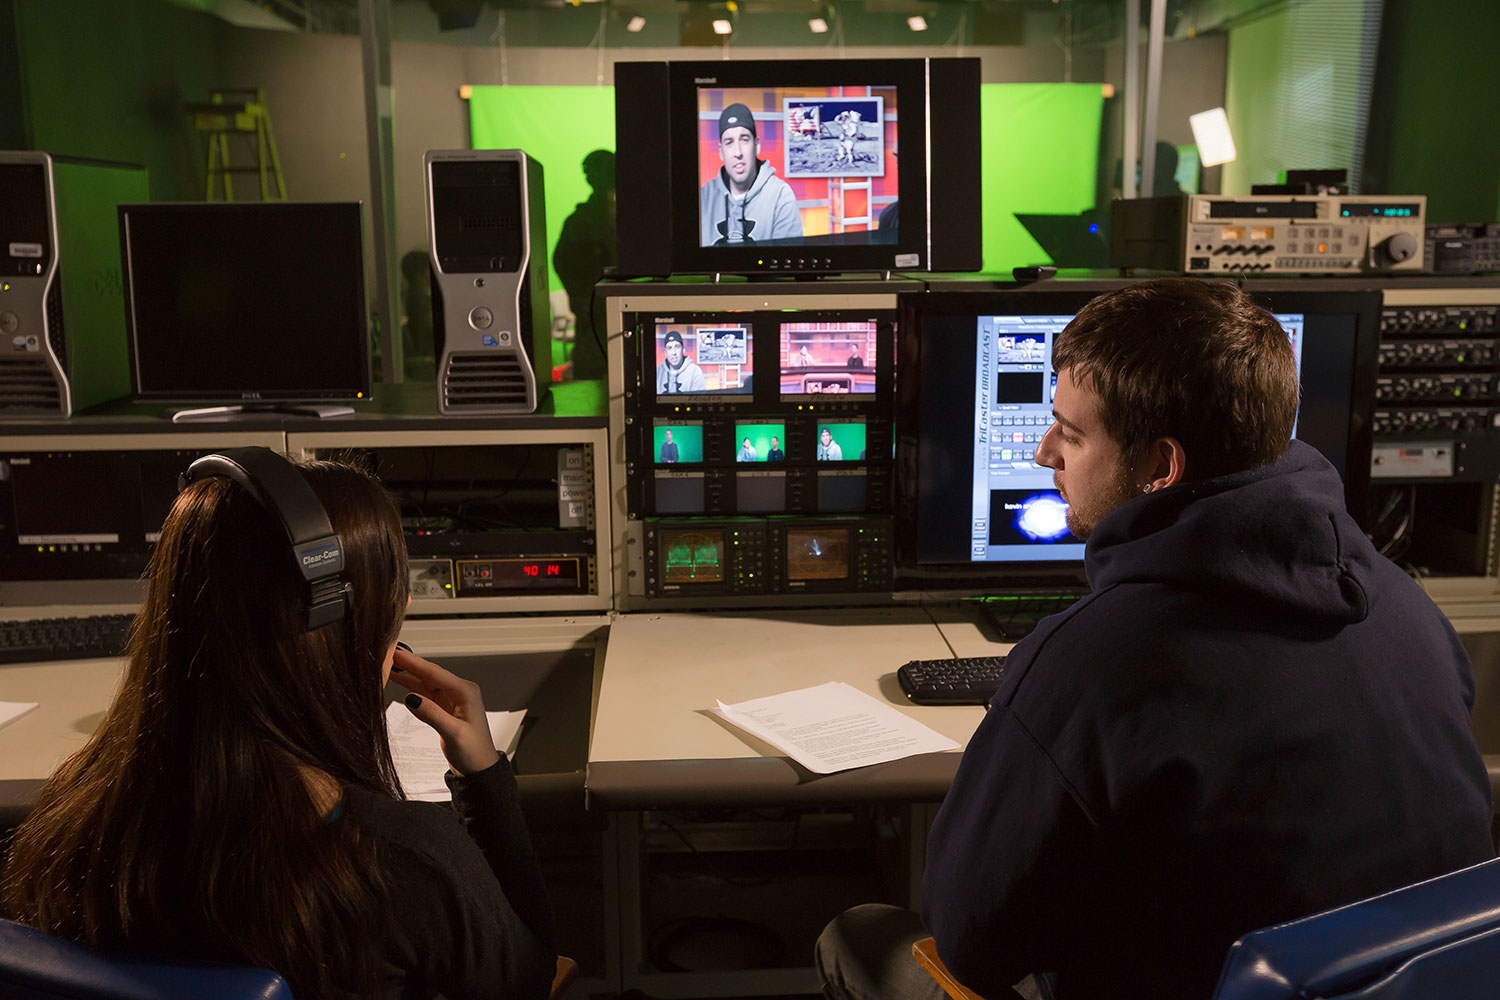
xmin=653 ymin=322 xmax=754 ymax=397
xmin=784 ymin=97 xmax=886 ymax=179
xmin=780 ymin=320 xmax=879 ymax=396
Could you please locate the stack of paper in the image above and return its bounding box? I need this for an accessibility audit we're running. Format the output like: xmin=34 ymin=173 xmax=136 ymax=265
xmin=384 ymin=702 xmax=526 ymax=802
xmin=715 ymin=681 xmax=959 ymax=774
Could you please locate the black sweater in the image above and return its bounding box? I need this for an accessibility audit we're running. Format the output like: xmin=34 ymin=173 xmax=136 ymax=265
xmin=341 ymin=758 xmax=557 ymax=1000
xmin=922 ymin=442 xmax=1494 ymax=1000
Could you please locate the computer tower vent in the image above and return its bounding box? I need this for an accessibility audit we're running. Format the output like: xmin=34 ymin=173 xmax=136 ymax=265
xmin=45 ymin=275 xmax=66 ymax=368
xmin=0 ymin=359 xmax=63 ymax=412
xmin=441 ymin=352 xmax=531 ymax=410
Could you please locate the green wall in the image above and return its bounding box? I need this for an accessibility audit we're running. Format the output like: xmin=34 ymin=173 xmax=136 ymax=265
xmin=1364 ymin=0 xmax=1500 ymax=221
xmin=15 ymin=0 xmax=219 ymax=200
xmin=468 ymin=82 xmax=1103 ymax=278
xmin=469 ymin=86 xmax=616 ymax=294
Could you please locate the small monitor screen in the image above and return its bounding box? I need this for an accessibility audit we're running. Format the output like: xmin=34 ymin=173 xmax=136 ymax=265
xmin=817 ymin=469 xmax=868 ymax=513
xmin=654 ymin=471 xmax=705 ymax=514
xmin=659 ymin=528 xmax=726 ymax=583
xmin=120 ymin=202 xmax=370 ymax=401
xmin=780 ymin=321 xmax=878 ymax=397
xmin=734 ymin=421 xmax=786 ymax=463
xmin=653 ymin=322 xmax=753 ymax=398
xmin=736 ymin=470 xmax=787 ymax=512
xmin=815 ymin=419 xmax=866 ymax=462
xmin=696 ymin=86 xmax=898 ymax=249
xmin=786 ymin=527 xmax=850 ymax=581
xmin=654 ymin=420 xmax=704 ymax=465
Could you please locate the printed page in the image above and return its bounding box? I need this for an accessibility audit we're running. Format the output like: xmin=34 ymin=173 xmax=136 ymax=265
xmin=716 ymin=681 xmax=959 ymax=774
xmin=384 ymin=702 xmax=526 ymax=802
xmin=0 ymin=701 xmax=38 ymax=731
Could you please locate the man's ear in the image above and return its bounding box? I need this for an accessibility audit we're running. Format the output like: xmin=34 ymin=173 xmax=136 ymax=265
xmin=1140 ymin=437 xmax=1186 ymax=491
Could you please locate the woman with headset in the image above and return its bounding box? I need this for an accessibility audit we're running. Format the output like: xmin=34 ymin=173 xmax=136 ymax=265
xmin=2 ymin=453 xmax=556 ymax=999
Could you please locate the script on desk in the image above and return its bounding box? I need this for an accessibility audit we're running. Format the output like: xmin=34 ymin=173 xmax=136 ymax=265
xmin=0 ymin=701 xmax=38 ymax=731
xmin=714 ymin=681 xmax=960 ymax=774
xmin=384 ymin=702 xmax=526 ymax=802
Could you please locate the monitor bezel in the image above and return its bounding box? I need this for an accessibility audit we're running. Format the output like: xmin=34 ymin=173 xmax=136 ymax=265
xmin=119 ymin=201 xmax=372 ymax=403
xmin=894 ymin=284 xmax=1380 ymax=594
xmin=664 ymin=58 xmax=932 ymax=276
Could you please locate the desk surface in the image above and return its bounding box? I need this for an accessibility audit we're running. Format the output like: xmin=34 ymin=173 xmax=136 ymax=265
xmin=586 ymin=607 xmax=998 ymax=809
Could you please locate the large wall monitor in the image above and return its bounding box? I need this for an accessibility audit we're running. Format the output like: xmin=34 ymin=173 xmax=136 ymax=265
xmin=615 ymin=58 xmax=981 ymax=277
xmin=895 ymin=285 xmax=1380 ymax=593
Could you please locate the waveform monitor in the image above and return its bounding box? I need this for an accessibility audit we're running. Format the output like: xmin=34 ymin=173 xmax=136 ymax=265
xmin=896 ymin=285 xmax=1378 ymax=592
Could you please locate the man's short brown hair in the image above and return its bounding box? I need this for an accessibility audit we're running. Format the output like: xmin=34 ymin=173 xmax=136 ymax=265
xmin=1053 ymin=278 xmax=1299 ymax=481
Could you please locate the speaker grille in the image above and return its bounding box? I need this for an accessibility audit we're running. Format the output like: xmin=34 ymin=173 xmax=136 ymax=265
xmin=45 ymin=273 xmax=66 ymax=368
xmin=442 ymin=352 xmax=533 ymax=411
xmin=0 ymin=358 xmax=63 ymax=413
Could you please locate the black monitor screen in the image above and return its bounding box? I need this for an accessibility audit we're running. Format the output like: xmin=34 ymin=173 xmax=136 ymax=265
xmin=120 ymin=202 xmax=370 ymax=401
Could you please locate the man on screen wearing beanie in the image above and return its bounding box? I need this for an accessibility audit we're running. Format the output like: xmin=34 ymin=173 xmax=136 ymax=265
xmin=655 ymin=329 xmax=706 ymax=394
xmin=699 ymin=102 xmax=803 ymax=247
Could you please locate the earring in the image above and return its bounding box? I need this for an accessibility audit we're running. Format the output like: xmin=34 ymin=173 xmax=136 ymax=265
xmin=1142 ymin=483 xmax=1154 ymax=493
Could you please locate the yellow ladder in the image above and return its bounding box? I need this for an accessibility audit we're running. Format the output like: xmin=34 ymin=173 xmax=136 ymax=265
xmin=186 ymin=88 xmax=287 ymax=201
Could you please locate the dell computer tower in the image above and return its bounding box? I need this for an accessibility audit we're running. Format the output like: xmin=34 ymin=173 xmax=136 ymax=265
xmin=0 ymin=152 xmax=148 ymax=417
xmin=424 ymin=149 xmax=550 ymax=414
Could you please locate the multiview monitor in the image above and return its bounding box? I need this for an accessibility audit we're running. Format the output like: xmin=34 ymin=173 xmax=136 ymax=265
xmin=894 ymin=286 xmax=1380 ymax=593
xmin=119 ymin=202 xmax=371 ymax=406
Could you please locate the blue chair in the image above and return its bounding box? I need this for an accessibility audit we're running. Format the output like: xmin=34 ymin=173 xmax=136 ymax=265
xmin=0 ymin=917 xmax=292 ymax=1000
xmin=1213 ymin=856 xmax=1500 ymax=1000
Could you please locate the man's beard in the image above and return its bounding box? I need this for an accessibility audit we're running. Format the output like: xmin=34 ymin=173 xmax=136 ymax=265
xmin=1064 ymin=464 xmax=1139 ymax=540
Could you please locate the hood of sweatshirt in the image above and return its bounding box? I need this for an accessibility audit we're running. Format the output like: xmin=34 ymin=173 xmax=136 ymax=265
xmin=1083 ymin=440 xmax=1372 ymax=625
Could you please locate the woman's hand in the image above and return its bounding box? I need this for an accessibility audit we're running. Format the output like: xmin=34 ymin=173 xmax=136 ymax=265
xmin=388 ymin=646 xmax=501 ymax=776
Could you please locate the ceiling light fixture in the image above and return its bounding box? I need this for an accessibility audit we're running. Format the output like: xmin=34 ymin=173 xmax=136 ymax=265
xmin=627 ymin=14 xmax=645 ymax=30
xmin=809 ymin=16 xmax=828 ymax=32
xmin=907 ymin=14 xmax=927 ymax=30
xmin=712 ymin=17 xmax=732 ymax=33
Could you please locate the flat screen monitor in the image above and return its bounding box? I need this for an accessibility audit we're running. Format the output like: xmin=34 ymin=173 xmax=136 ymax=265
xmin=615 ymin=58 xmax=981 ymax=277
xmin=119 ymin=202 xmax=371 ymax=402
xmin=780 ymin=320 xmax=878 ymax=398
xmin=895 ymin=285 xmax=1379 ymax=592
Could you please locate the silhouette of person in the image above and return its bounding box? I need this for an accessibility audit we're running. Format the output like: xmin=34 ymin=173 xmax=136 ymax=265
xmin=399 ymin=250 xmax=435 ymax=379
xmin=553 ymin=150 xmax=616 ymax=380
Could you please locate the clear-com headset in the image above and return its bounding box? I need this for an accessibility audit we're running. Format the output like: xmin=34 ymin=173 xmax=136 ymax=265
xmin=178 ymin=447 xmax=350 ymax=631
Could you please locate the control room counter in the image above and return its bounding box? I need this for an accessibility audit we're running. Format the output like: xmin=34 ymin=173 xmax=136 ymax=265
xmin=587 ymin=608 xmax=990 ymax=810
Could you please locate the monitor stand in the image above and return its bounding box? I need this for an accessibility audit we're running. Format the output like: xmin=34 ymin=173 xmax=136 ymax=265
xmin=167 ymin=403 xmax=357 ymax=423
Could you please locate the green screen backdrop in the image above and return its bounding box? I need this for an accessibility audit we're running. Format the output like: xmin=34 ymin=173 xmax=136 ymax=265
xmin=467 ymin=82 xmax=1102 ymax=282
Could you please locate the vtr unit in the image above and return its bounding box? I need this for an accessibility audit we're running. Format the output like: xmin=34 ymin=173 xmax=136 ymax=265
xmin=1112 ymin=194 xmax=1427 ymax=275
xmin=0 ymin=151 xmax=148 ymax=417
xmin=424 ymin=149 xmax=550 ymax=414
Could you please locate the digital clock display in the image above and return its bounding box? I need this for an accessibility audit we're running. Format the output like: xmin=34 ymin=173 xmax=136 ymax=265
xmin=1340 ymin=203 xmax=1420 ymax=218
xmin=457 ymin=557 xmax=583 ymax=593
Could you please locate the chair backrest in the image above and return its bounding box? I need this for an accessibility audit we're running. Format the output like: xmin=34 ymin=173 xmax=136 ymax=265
xmin=0 ymin=918 xmax=292 ymax=1000
xmin=1212 ymin=856 xmax=1500 ymax=1000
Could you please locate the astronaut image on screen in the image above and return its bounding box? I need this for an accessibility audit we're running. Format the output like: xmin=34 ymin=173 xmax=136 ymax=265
xmin=699 ymin=103 xmax=803 ymax=247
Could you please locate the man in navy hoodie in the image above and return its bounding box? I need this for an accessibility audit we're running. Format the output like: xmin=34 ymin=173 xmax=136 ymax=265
xmin=817 ymin=278 xmax=1494 ymax=1000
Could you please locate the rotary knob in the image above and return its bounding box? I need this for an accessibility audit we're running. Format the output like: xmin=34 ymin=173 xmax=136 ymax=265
xmin=1376 ymin=232 xmax=1418 ymax=268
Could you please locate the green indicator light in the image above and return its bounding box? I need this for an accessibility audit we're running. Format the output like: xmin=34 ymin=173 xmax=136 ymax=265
xmin=1455 ymin=389 xmax=1463 ymax=397
xmin=1458 ymin=354 xmax=1467 ymax=362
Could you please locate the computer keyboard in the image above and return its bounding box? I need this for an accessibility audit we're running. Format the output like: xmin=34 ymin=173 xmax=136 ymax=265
xmin=898 ymin=656 xmax=1007 ymax=706
xmin=983 ymin=593 xmax=1085 ymax=640
xmin=0 ymin=614 xmax=135 ymax=665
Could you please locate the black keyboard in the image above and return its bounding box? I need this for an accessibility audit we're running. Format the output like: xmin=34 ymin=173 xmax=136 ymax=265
xmin=983 ymin=593 xmax=1085 ymax=640
xmin=0 ymin=614 xmax=135 ymax=665
xmin=898 ymin=656 xmax=1007 ymax=706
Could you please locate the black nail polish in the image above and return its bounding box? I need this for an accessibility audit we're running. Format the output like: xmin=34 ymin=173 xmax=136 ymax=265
xmin=395 ymin=640 xmax=413 ymax=653
xmin=404 ymin=693 xmax=422 ymax=710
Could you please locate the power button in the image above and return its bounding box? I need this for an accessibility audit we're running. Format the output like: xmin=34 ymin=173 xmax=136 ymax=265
xmin=0 ymin=311 xmax=18 ymax=334
xmin=468 ymin=306 xmax=494 ymax=330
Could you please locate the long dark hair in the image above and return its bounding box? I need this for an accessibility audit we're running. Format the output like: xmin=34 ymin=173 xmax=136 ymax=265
xmin=3 ymin=459 xmax=411 ymax=997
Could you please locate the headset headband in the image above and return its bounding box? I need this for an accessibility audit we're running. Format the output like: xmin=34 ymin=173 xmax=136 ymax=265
xmin=179 ymin=447 xmax=350 ymax=630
